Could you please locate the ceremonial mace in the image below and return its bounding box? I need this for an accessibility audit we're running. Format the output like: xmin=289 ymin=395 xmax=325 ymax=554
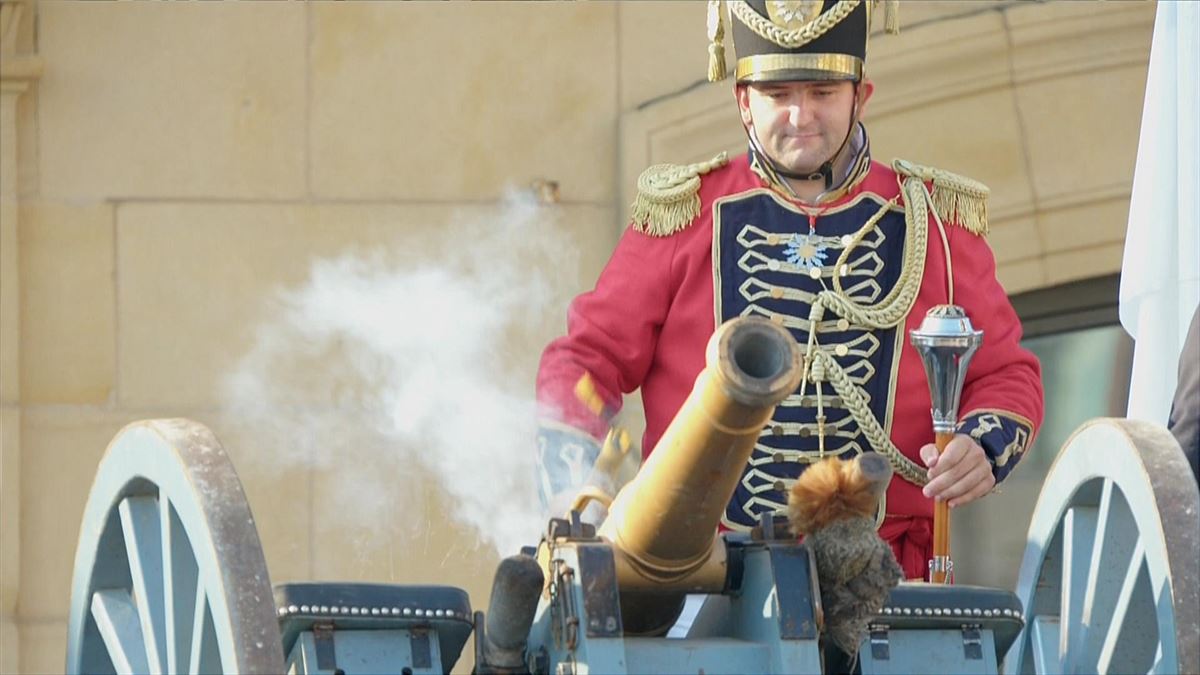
xmin=910 ymin=305 xmax=982 ymax=584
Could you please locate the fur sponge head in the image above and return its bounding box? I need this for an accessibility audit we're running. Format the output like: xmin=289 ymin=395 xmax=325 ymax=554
xmin=787 ymin=454 xmax=893 ymax=536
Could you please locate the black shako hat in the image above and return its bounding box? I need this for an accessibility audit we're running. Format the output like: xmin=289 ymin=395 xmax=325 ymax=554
xmin=707 ymin=0 xmax=899 ymax=83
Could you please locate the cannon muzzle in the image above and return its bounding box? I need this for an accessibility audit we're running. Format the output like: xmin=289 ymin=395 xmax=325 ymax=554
xmin=597 ymin=317 xmax=802 ymax=613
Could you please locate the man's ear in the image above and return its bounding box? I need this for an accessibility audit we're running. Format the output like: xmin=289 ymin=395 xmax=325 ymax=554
xmin=857 ymin=79 xmax=875 ymax=119
xmin=736 ymin=84 xmax=754 ymax=126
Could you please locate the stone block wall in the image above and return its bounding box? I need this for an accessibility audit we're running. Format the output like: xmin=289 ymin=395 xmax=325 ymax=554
xmin=0 ymin=2 xmax=1154 ymax=671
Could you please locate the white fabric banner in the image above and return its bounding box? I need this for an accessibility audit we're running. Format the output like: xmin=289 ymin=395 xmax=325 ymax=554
xmin=1119 ymin=0 xmax=1200 ymax=424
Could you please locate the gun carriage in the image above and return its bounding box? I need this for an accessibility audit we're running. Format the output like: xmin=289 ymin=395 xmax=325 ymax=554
xmin=65 ymin=317 xmax=1199 ymax=674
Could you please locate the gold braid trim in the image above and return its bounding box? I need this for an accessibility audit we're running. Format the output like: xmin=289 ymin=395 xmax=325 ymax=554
xmin=810 ymin=351 xmax=928 ymax=486
xmin=631 ymin=152 xmax=729 ymax=237
xmin=959 ymin=408 xmax=1036 ymax=469
xmin=797 ymin=176 xmax=936 ymax=486
xmin=893 ymin=158 xmax=989 ymax=236
xmin=730 ymin=0 xmax=861 ymax=49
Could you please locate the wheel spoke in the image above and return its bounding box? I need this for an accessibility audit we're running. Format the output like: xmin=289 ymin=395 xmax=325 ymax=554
xmin=1077 ymin=483 xmax=1139 ymax=671
xmin=91 ymin=589 xmax=150 ymax=675
xmin=1030 ymin=615 xmax=1061 ymax=674
xmin=162 ymin=495 xmax=200 ymax=674
xmin=162 ymin=492 xmax=199 ymax=667
xmin=1098 ymin=541 xmax=1158 ymax=674
xmin=188 ymin=581 xmax=221 ymax=674
xmin=119 ymin=495 xmax=167 ymax=673
xmin=1061 ymin=504 xmax=1098 ymax=663
xmin=161 ymin=495 xmax=176 ymax=675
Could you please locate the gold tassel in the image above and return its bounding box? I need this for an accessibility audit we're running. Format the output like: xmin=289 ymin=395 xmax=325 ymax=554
xmin=707 ymin=0 xmax=727 ymax=82
xmin=884 ymin=0 xmax=900 ymax=34
xmin=931 ymin=188 xmax=989 ymax=237
xmin=631 ymin=192 xmax=702 ymax=237
xmin=893 ymin=159 xmax=989 ymax=236
xmin=631 ymin=154 xmax=728 ymax=237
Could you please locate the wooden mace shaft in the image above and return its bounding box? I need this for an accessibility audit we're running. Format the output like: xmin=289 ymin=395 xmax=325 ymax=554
xmin=931 ymin=431 xmax=954 ymax=584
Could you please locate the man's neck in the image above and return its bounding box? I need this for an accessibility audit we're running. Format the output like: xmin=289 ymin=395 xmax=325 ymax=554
xmin=785 ymin=176 xmax=827 ymax=203
xmin=784 ymin=123 xmax=866 ymax=204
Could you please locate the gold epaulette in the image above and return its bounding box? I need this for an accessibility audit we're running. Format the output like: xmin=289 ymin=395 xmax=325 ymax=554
xmin=630 ymin=152 xmax=729 ymax=237
xmin=893 ymin=158 xmax=989 ymax=236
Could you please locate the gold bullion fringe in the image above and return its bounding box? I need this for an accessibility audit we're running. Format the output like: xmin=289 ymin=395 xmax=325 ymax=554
xmin=893 ymin=159 xmax=989 ymax=236
xmin=631 ymin=152 xmax=730 ymax=237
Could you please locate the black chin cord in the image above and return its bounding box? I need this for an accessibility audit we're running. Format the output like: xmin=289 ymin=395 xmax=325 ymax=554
xmin=781 ymin=162 xmax=835 ymax=189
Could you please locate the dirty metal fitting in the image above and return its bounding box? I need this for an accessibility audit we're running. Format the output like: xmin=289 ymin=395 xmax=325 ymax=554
xmin=847 ymin=451 xmax=894 ymax=502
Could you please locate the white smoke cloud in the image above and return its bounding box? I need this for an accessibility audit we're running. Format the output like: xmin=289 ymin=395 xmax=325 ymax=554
xmin=222 ymin=190 xmax=578 ymax=560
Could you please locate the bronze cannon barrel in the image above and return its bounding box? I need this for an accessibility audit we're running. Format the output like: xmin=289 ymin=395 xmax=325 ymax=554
xmin=597 ymin=316 xmax=803 ymax=595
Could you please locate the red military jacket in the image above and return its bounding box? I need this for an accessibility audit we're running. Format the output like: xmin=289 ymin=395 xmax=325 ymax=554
xmin=538 ymin=151 xmax=1044 ymax=578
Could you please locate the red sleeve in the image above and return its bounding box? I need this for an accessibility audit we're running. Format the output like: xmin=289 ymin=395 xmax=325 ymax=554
xmin=949 ymin=225 xmax=1045 ymax=483
xmin=536 ymin=225 xmax=679 ymax=439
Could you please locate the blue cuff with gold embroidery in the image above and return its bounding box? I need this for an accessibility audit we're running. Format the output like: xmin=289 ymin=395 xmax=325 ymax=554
xmin=535 ymin=421 xmax=602 ymax=513
xmin=957 ymin=410 xmax=1036 ymax=483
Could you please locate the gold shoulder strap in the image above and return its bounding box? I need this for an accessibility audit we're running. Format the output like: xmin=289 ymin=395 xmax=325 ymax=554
xmin=630 ymin=152 xmax=729 ymax=237
xmin=893 ymin=158 xmax=989 ymax=236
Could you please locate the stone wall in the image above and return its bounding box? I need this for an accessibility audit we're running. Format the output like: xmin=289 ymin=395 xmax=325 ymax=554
xmin=0 ymin=2 xmax=1154 ymax=671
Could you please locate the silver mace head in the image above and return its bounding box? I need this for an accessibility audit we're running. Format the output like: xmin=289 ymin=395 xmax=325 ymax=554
xmin=909 ymin=305 xmax=983 ymax=434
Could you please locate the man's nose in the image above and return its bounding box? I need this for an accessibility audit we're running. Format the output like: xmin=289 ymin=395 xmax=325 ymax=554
xmin=787 ymin=101 xmax=813 ymax=126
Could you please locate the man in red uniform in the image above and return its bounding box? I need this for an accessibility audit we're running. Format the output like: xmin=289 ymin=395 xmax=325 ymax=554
xmin=536 ymin=0 xmax=1044 ymax=581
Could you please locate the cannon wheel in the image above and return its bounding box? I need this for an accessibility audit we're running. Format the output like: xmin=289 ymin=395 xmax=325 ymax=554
xmin=66 ymin=419 xmax=284 ymax=673
xmin=1007 ymin=418 xmax=1199 ymax=674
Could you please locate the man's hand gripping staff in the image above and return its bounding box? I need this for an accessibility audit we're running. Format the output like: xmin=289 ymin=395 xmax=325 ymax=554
xmin=910 ymin=304 xmax=983 ymax=585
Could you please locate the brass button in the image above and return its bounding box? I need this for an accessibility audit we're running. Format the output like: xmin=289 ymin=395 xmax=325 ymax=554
xmin=808 ymin=267 xmax=821 ymax=279
xmin=773 ymin=452 xmax=785 ymax=463
xmin=772 ymin=425 xmax=784 ymax=437
xmin=835 ymin=344 xmax=849 ymax=357
xmin=799 ymin=427 xmax=810 ymax=438
xmin=767 ymin=234 xmax=780 ymax=245
xmin=774 ymin=480 xmax=786 ymax=492
xmin=841 ymin=234 xmax=853 ymax=246
xmin=770 ymin=288 xmax=784 ymax=299
xmin=771 ymin=315 xmax=786 ymax=325
xmin=768 ymin=260 xmax=781 ymax=271
xmin=840 ymin=264 xmax=850 ymax=277
xmin=837 ymin=319 xmax=850 ymax=331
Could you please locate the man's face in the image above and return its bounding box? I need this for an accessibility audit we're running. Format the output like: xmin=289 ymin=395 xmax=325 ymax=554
xmin=737 ymin=80 xmax=873 ymax=175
